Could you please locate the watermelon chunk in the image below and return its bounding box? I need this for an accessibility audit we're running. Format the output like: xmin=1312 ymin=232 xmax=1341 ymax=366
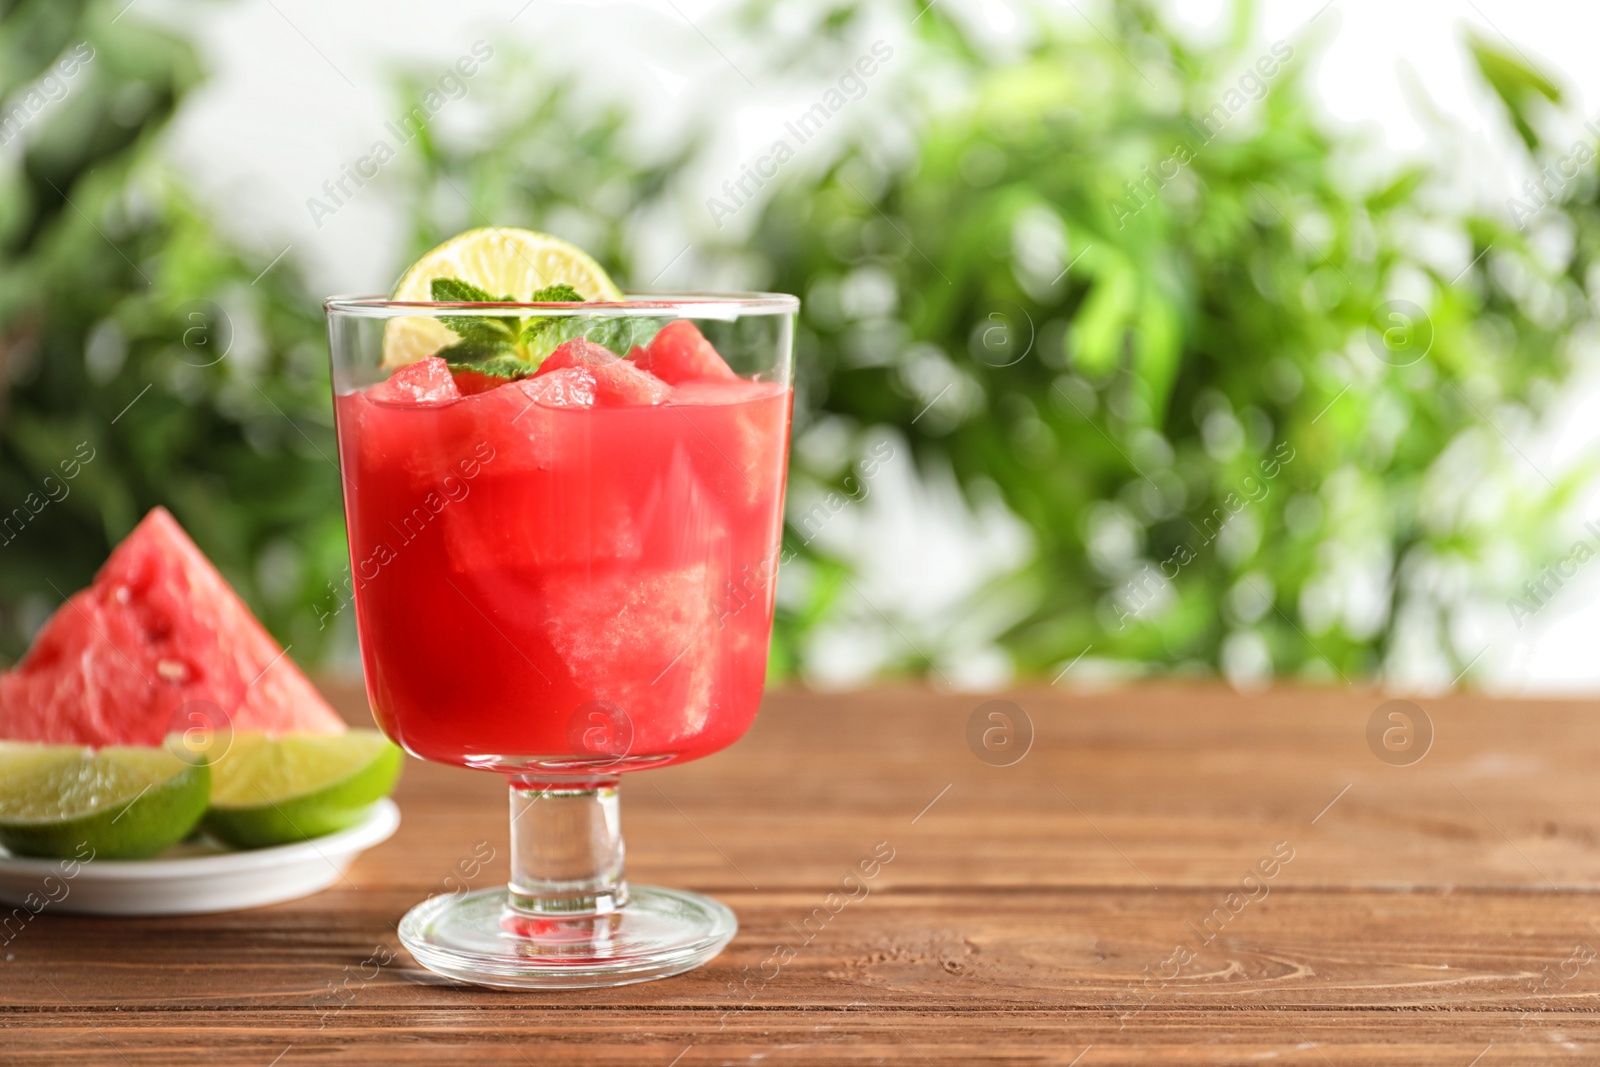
xmin=450 ymin=368 xmax=513 ymax=396
xmin=517 ymin=366 xmax=596 ymax=409
xmin=541 ymin=562 xmax=718 ymax=736
xmin=538 ymin=339 xmax=671 ymax=406
xmin=369 ymin=356 xmax=460 ymax=404
xmin=0 ymin=508 xmax=346 ymax=747
xmin=661 ymin=378 xmax=791 ymax=510
xmin=629 ymin=320 xmax=736 ymax=384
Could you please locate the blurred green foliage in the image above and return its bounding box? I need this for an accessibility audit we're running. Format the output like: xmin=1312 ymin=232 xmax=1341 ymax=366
xmin=0 ymin=0 xmax=1594 ymax=686
xmin=794 ymin=6 xmax=1591 ymax=683
xmin=0 ymin=0 xmax=347 ymax=664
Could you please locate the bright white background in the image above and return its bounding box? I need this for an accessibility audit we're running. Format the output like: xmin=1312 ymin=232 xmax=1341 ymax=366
xmin=137 ymin=0 xmax=1600 ymax=693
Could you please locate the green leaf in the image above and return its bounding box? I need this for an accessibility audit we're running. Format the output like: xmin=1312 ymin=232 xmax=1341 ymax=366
xmin=443 ymin=352 xmax=534 ymax=380
xmin=1069 ymin=258 xmax=1137 ymax=379
xmin=1468 ymin=32 xmax=1562 ymax=150
xmin=1367 ymin=167 xmax=1429 ymax=214
xmin=441 ymin=315 xmax=519 ymax=345
xmin=519 ymin=314 xmax=571 ymax=357
xmin=430 ymin=277 xmax=501 ymax=302
xmin=437 ymin=337 xmax=516 ymax=366
xmin=520 ymin=283 xmax=594 ymax=365
xmin=430 ymin=278 xmax=640 ymax=371
xmin=431 ymin=276 xmax=520 ymax=346
xmin=583 ymin=316 xmax=664 ymax=356
xmin=531 ymin=283 xmax=583 ymax=302
xmin=1132 ymin=289 xmax=1181 ymax=425
xmin=517 ymin=280 xmax=661 ymax=365
xmin=520 ymin=316 xmax=664 ymax=365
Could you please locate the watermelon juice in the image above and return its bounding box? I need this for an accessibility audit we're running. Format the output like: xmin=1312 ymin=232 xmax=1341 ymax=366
xmin=333 ymin=335 xmax=791 ymax=774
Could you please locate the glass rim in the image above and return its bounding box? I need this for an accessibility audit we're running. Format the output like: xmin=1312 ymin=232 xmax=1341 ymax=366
xmin=324 ymin=291 xmax=799 ymax=318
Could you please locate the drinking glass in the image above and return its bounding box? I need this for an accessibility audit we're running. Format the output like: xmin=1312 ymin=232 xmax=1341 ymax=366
xmin=325 ymin=293 xmax=795 ymax=987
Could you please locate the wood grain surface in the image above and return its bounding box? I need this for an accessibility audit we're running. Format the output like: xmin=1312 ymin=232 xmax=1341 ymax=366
xmin=5 ymin=682 xmax=1600 ymax=1064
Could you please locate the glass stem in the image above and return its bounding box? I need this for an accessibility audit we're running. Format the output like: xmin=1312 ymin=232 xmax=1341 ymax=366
xmin=506 ymin=777 xmax=628 ymax=917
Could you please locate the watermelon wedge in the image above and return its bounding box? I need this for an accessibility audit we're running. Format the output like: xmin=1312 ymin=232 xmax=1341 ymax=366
xmin=0 ymin=508 xmax=346 ymax=748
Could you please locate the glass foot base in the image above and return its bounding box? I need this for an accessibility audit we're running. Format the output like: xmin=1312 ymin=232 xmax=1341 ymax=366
xmin=398 ymin=885 xmax=737 ymax=989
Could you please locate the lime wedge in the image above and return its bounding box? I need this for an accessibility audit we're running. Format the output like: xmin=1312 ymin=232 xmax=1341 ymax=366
xmin=383 ymin=227 xmax=624 ymax=369
xmin=203 ymin=730 xmax=402 ymax=849
xmin=0 ymin=742 xmax=209 ymax=859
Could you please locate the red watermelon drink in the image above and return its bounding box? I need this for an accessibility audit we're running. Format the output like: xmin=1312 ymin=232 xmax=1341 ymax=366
xmin=325 ymin=226 xmax=797 ymax=990
xmin=335 ymin=326 xmax=791 ymax=771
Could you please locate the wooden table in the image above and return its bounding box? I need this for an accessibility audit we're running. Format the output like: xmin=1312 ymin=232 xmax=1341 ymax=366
xmin=6 ymin=683 xmax=1600 ymax=1064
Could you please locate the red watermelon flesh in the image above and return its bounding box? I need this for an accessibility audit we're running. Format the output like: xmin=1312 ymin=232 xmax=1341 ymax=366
xmin=0 ymin=508 xmax=346 ymax=747
xmin=370 ymin=356 xmax=460 ymax=404
xmin=628 ymin=320 xmax=736 ymax=384
xmin=538 ymin=338 xmax=672 ymax=406
xmin=518 ymin=366 xmax=597 ymax=408
xmin=449 ymin=367 xmax=510 ymax=395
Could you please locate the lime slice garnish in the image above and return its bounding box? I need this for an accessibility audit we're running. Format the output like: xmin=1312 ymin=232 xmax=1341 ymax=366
xmin=203 ymin=730 xmax=402 ymax=849
xmin=0 ymin=742 xmax=210 ymax=859
xmin=383 ymin=227 xmax=624 ymax=369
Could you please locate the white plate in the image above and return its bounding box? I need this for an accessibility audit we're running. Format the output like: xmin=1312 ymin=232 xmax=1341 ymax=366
xmin=0 ymin=799 xmax=399 ymax=916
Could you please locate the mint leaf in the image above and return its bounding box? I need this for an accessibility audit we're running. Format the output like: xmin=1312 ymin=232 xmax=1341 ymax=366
xmin=443 ymin=351 xmax=534 ymax=380
xmin=432 ymin=276 xmax=520 ymax=347
xmin=519 ymin=314 xmax=571 ymax=356
xmin=431 ymin=277 xmax=500 ymax=303
xmin=519 ymin=284 xmax=589 ymax=363
xmin=531 ymin=283 xmax=583 ymax=303
xmin=425 ymin=277 xmax=648 ymax=373
xmin=585 ymin=317 xmax=664 ymax=357
xmin=437 ymin=337 xmax=515 ymax=364
xmin=442 ymin=316 xmax=518 ymax=346
xmin=520 ymin=316 xmax=665 ymax=365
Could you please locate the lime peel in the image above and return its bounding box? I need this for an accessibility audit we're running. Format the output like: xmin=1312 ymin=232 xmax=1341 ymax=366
xmin=0 ymin=741 xmax=210 ymax=860
xmin=383 ymin=227 xmax=624 ymax=369
xmin=203 ymin=730 xmax=402 ymax=850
